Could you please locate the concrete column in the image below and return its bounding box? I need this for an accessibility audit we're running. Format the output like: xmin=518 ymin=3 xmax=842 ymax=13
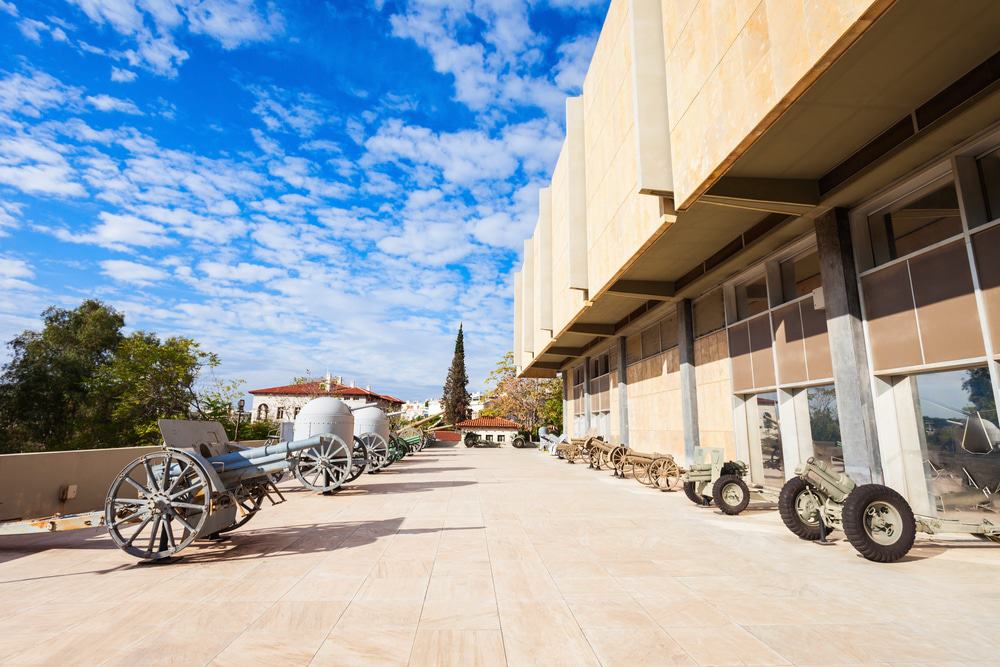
xmin=617 ymin=336 xmax=629 ymax=445
xmin=677 ymin=299 xmax=700 ymax=464
xmin=583 ymin=356 xmax=593 ymax=433
xmin=560 ymin=371 xmax=570 ymax=438
xmin=815 ymin=208 xmax=882 ymax=484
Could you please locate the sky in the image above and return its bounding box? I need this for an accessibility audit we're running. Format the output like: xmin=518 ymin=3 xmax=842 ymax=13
xmin=0 ymin=0 xmax=607 ymax=401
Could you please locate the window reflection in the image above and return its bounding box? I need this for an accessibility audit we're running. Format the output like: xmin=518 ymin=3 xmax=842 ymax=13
xmin=979 ymin=146 xmax=1000 ymax=224
xmin=915 ymin=367 xmax=1000 ymax=519
xmin=735 ymin=276 xmax=769 ymax=321
xmin=869 ymin=181 xmax=962 ymax=264
xmin=807 ymin=385 xmax=844 ymax=473
xmin=780 ymin=251 xmax=822 ymax=302
xmin=755 ymin=392 xmax=784 ymax=488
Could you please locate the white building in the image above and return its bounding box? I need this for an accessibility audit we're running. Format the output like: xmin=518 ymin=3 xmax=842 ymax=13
xmin=455 ymin=416 xmax=520 ymax=446
xmin=249 ymin=374 xmax=404 ymax=422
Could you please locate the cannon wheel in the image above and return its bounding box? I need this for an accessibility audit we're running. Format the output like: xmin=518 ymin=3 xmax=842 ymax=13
xmin=842 ymin=484 xmax=916 ymax=563
xmin=683 ymin=481 xmax=712 ymax=505
xmin=346 ymin=436 xmax=370 ymax=483
xmin=400 ymin=427 xmax=424 ymax=451
xmin=105 ymin=449 xmax=211 ymax=561
xmin=712 ymin=475 xmax=750 ymax=515
xmin=358 ymin=432 xmax=390 ymax=471
xmin=293 ymin=435 xmax=352 ymax=492
xmin=633 ymin=461 xmax=655 ymax=486
xmin=589 ymin=447 xmax=604 ymax=469
xmin=219 ymin=484 xmax=266 ymax=534
xmin=650 ymin=457 xmax=681 ymax=491
xmin=607 ymin=447 xmax=627 ymax=473
xmin=778 ymin=477 xmax=824 ymax=541
xmin=464 ymin=432 xmax=478 ymax=448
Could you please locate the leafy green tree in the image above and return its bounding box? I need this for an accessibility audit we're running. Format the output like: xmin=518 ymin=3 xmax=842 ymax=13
xmin=86 ymin=333 xmax=219 ymax=447
xmin=442 ymin=323 xmax=471 ymax=425
xmin=480 ymin=351 xmax=563 ymax=434
xmin=0 ymin=300 xmax=124 ymax=453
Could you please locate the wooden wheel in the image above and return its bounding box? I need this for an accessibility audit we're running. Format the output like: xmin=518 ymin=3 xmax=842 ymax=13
xmin=608 ymin=446 xmax=627 ymax=472
xmin=650 ymin=456 xmax=681 ymax=490
xmin=634 ymin=461 xmax=655 ymax=486
xmin=105 ymin=450 xmax=210 ymax=561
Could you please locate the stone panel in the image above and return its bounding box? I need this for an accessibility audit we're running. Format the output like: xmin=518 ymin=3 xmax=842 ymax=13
xmin=626 ymin=348 xmax=684 ymax=456
xmin=694 ymin=330 xmax=736 ymax=458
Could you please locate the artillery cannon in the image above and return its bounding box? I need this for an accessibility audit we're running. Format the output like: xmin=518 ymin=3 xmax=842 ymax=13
xmin=681 ymin=447 xmax=779 ymax=513
xmin=779 ymin=458 xmax=1000 ymax=563
xmin=353 ymin=404 xmax=392 ymax=472
xmin=614 ymin=449 xmax=682 ymax=490
xmin=104 ymin=419 xmax=352 ymax=561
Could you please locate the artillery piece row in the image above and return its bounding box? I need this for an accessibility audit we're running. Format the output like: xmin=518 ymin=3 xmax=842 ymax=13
xmin=541 ymin=435 xmax=1000 ymax=564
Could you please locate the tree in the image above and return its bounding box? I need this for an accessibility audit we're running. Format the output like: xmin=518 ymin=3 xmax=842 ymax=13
xmin=442 ymin=323 xmax=471 ymax=424
xmin=0 ymin=300 xmax=124 ymax=452
xmin=0 ymin=300 xmax=232 ymax=452
xmin=480 ymin=352 xmax=563 ymax=434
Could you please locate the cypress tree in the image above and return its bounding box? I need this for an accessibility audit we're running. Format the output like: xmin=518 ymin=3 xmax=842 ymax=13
xmin=442 ymin=323 xmax=471 ymax=425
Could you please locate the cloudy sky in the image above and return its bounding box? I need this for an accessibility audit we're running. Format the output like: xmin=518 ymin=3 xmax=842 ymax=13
xmin=0 ymin=0 xmax=605 ymax=400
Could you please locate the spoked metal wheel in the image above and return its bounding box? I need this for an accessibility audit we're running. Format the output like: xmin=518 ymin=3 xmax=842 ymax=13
xmin=399 ymin=427 xmax=423 ymax=451
xmin=650 ymin=457 xmax=681 ymax=490
xmin=358 ymin=432 xmax=389 ymax=471
xmin=105 ymin=450 xmax=210 ymax=561
xmin=293 ymin=435 xmax=352 ymax=492
xmin=219 ymin=483 xmax=266 ymax=534
xmin=346 ymin=436 xmax=370 ymax=483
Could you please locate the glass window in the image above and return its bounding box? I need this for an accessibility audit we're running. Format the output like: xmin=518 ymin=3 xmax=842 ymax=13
xmin=660 ymin=313 xmax=678 ymax=350
xmin=754 ymin=392 xmax=784 ymax=489
xmin=497 ymin=435 xmax=505 ymax=442
xmin=694 ymin=289 xmax=726 ymax=337
xmin=868 ymin=180 xmax=962 ymax=264
xmin=276 ymin=407 xmax=285 ymax=420
xmin=735 ymin=275 xmax=769 ymax=320
xmin=780 ymin=251 xmax=822 ymax=302
xmin=807 ymin=385 xmax=843 ymax=473
xmin=486 ymin=434 xmax=493 ymax=442
xmin=979 ymin=146 xmax=1000 ymax=224
xmin=640 ymin=325 xmax=660 ymax=359
xmin=625 ymin=334 xmax=641 ymax=365
xmin=914 ymin=366 xmax=1000 ymax=520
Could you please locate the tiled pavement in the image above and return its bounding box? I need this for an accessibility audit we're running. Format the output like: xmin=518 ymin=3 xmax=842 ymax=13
xmin=2 ymin=443 xmax=1000 ymax=666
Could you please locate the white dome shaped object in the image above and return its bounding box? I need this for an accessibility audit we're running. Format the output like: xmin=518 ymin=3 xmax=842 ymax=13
xmin=293 ymin=397 xmax=355 ymax=444
xmin=353 ymin=404 xmax=390 ymax=442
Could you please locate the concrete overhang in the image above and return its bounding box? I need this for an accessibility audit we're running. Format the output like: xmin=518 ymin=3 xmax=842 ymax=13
xmin=702 ymin=0 xmax=1000 ymax=212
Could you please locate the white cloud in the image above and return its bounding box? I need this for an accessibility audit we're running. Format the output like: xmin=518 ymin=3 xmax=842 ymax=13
xmin=55 ymin=211 xmax=174 ymax=250
xmin=110 ymin=66 xmax=137 ymax=82
xmin=0 ymin=200 xmax=22 ymax=236
xmin=0 ymin=135 xmax=85 ymax=196
xmin=0 ymin=255 xmax=36 ymax=291
xmin=100 ymin=259 xmax=169 ymax=285
xmin=0 ymin=1 xmax=17 ymax=17
xmin=66 ymin=0 xmax=282 ymax=77
xmin=86 ymin=93 xmax=142 ymax=114
xmin=0 ymin=69 xmax=81 ymax=118
xmin=249 ymin=85 xmax=325 ymax=137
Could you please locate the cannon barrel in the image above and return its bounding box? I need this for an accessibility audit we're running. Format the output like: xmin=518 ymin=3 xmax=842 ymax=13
xmin=208 ymin=433 xmax=335 ymax=468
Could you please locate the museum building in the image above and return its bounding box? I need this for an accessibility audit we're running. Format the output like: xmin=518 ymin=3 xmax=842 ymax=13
xmin=513 ymin=0 xmax=1000 ymax=520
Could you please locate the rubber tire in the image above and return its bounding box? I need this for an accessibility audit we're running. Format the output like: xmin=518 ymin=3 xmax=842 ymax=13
xmin=778 ymin=477 xmax=825 ymax=541
xmin=841 ymin=484 xmax=917 ymax=563
xmin=683 ymin=481 xmax=712 ymax=506
xmin=712 ymin=475 xmax=751 ymax=515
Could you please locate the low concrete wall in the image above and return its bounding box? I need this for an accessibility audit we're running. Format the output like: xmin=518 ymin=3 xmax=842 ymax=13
xmin=0 ymin=447 xmax=159 ymax=522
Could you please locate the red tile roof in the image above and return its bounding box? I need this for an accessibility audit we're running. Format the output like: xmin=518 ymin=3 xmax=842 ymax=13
xmin=249 ymin=381 xmax=404 ymax=405
xmin=455 ymin=416 xmax=520 ymax=429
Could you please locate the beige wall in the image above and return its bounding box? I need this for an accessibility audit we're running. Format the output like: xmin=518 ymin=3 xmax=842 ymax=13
xmin=694 ymin=329 xmax=737 ymax=458
xmin=662 ymin=0 xmax=889 ymax=208
xmin=625 ymin=348 xmax=684 ymax=456
xmin=522 ymin=240 xmax=535 ymax=365
xmin=0 ymin=446 xmax=159 ymax=521
xmin=583 ymin=0 xmax=673 ymax=295
xmin=550 ymin=100 xmax=589 ymax=336
xmin=533 ymin=189 xmax=553 ymax=353
xmin=513 ymin=271 xmax=523 ymax=370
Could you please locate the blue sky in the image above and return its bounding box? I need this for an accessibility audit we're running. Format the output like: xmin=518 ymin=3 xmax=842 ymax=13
xmin=0 ymin=0 xmax=605 ymax=400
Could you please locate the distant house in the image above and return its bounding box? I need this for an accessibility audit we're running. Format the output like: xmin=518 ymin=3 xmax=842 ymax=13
xmin=455 ymin=416 xmax=520 ymax=446
xmin=249 ymin=374 xmax=405 ymax=422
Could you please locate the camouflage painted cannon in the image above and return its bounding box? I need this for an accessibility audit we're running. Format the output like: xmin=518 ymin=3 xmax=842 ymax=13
xmin=105 ymin=419 xmax=352 ymax=561
xmin=681 ymin=447 xmax=778 ymax=513
xmin=779 ymin=458 xmax=1000 ymax=563
xmin=615 ymin=449 xmax=682 ymax=490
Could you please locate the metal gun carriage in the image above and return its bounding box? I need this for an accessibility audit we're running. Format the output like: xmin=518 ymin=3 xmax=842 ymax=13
xmin=104 ymin=419 xmax=353 ymax=561
xmin=681 ymin=447 xmax=780 ymax=513
xmin=779 ymin=457 xmax=1000 ymax=562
